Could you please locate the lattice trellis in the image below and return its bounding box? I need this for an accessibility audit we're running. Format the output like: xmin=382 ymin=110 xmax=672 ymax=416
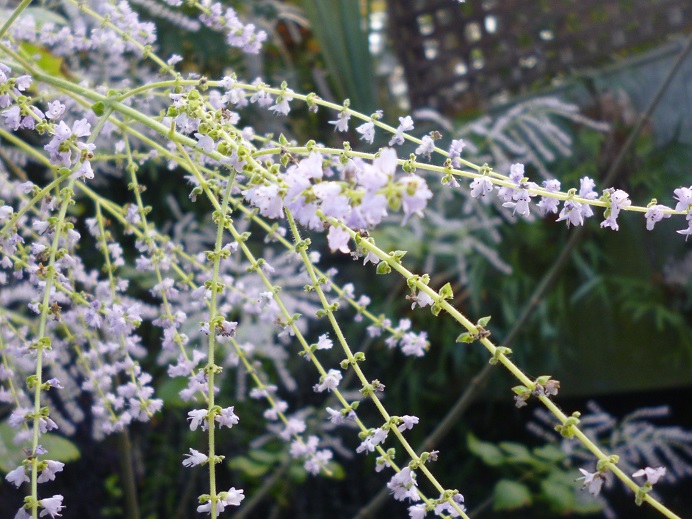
xmin=387 ymin=0 xmax=691 ymax=113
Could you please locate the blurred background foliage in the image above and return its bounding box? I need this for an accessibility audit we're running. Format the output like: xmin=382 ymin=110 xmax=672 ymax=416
xmin=3 ymin=1 xmax=689 ymax=518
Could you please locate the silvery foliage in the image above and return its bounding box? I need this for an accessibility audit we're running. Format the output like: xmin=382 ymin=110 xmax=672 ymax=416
xmin=529 ymin=402 xmax=692 ymax=518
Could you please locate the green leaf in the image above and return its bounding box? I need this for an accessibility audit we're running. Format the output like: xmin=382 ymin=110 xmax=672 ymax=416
xmin=324 ymin=461 xmax=346 ymax=480
xmin=533 ymin=444 xmax=566 ymax=463
xmin=297 ymin=0 xmax=376 ymax=112
xmin=249 ymin=449 xmax=284 ymax=465
xmin=467 ymin=433 xmax=505 ymax=466
xmin=540 ymin=475 xmax=575 ymax=513
xmin=228 ymin=455 xmax=270 ymax=478
xmin=0 ymin=420 xmax=80 ymax=473
xmin=439 ymin=282 xmax=453 ymax=300
xmin=157 ymin=377 xmax=189 ymax=407
xmin=498 ymin=441 xmax=533 ymax=463
xmin=492 ymin=479 xmax=532 ymax=510
xmin=477 ymin=315 xmax=491 ymax=327
xmin=376 ymin=261 xmax=391 ymax=275
xmin=19 ymin=42 xmax=65 ymax=77
xmin=455 ymin=332 xmax=474 ymax=343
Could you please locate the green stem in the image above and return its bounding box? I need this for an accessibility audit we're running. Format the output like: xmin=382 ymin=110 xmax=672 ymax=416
xmin=0 ymin=0 xmax=32 ymax=40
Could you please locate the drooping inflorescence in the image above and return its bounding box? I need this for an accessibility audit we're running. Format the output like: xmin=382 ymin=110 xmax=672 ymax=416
xmin=0 ymin=1 xmax=689 ymax=519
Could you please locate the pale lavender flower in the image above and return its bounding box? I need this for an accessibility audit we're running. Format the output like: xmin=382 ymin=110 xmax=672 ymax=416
xmin=182 ymin=448 xmax=208 ymax=467
xmin=579 ymin=177 xmax=598 ymax=219
xmin=37 ymin=460 xmax=64 ymax=483
xmin=537 ymin=179 xmax=561 ymax=215
xmin=38 ymin=495 xmax=64 ymax=518
xmin=269 ymin=89 xmax=294 ymax=115
xmin=415 ymin=135 xmax=435 ymax=158
xmin=644 ymin=205 xmax=671 ymax=231
xmin=327 ymin=225 xmax=351 ymax=253
xmin=673 ymin=186 xmax=692 ymax=212
xmin=215 ymin=407 xmax=239 ymax=428
xmin=356 ymin=436 xmax=376 ymax=454
xmin=315 ymin=334 xmax=333 ymax=350
xmin=313 ymin=369 xmax=341 ymax=393
xmin=397 ymin=415 xmax=419 ymax=432
xmin=389 ymin=115 xmax=414 ymax=146
xmin=280 ymin=417 xmax=306 ymax=440
xmin=387 ymin=467 xmax=420 ymax=502
xmin=469 ymin=176 xmax=494 ymax=199
xmin=5 ymin=465 xmax=28 ymax=487
xmin=410 ymin=290 xmax=434 ymax=309
xmin=632 ymin=466 xmax=666 ymax=485
xmin=600 ymin=189 xmax=631 ymax=231
xmin=577 ymin=468 xmax=605 ymax=495
xmin=356 ymin=121 xmax=375 ymax=143
xmin=556 ymin=200 xmax=584 ymax=228
xmin=329 ymin=111 xmax=351 ymax=132
xmin=399 ymin=175 xmax=433 ymax=224
xmin=187 ymin=409 xmax=208 ymax=431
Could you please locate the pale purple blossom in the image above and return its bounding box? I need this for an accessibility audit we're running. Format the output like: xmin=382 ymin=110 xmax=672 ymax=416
xmin=387 ymin=467 xmax=420 ymax=502
xmin=644 ymin=204 xmax=671 ymax=231
xmin=632 ymin=466 xmax=666 ymax=485
xmin=356 ymin=121 xmax=375 ymax=143
xmin=329 ymin=111 xmax=351 ymax=132
xmin=537 ymin=179 xmax=561 ymax=215
xmin=39 ymin=495 xmax=64 ymax=518
xmin=327 ymin=225 xmax=351 ymax=253
xmin=315 ymin=334 xmax=333 ymax=350
xmin=182 ymin=448 xmax=208 ymax=467
xmin=577 ymin=468 xmax=605 ymax=495
xmin=215 ymin=406 xmax=239 ymax=428
xmin=5 ymin=465 xmax=28 ymax=487
xmin=314 ymin=369 xmax=342 ymax=392
xmin=399 ymin=175 xmax=433 ymax=224
xmin=389 ymin=115 xmax=414 ymax=146
xmin=37 ymin=460 xmax=65 ymax=483
xmin=469 ymin=176 xmax=494 ymax=199
xmin=434 ymin=493 xmax=466 ymax=516
xmin=600 ymin=189 xmax=631 ymax=231
xmin=187 ymin=409 xmax=208 ymax=431
xmin=397 ymin=415 xmax=419 ymax=432
xmin=415 ymin=135 xmax=435 ymax=158
xmin=269 ymin=89 xmax=294 ymax=116
xmin=556 ymin=200 xmax=584 ymax=228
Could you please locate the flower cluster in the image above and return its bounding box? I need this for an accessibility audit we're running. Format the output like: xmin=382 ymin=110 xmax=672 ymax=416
xmin=0 ymin=1 xmax=690 ymax=518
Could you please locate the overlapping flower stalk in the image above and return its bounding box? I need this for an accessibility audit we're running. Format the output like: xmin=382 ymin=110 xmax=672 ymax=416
xmin=0 ymin=116 xmax=342 ymax=512
xmin=1 ymin=102 xmax=113 ymax=517
xmin=0 ymin=59 xmax=684 ymax=516
xmin=1 ymin=2 xmax=689 ymax=518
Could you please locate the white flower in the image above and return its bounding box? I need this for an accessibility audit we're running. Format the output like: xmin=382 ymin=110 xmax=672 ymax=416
xmin=469 ymin=176 xmax=493 ymax=199
xmin=314 ymin=369 xmax=342 ymax=392
xmin=315 ymin=334 xmax=333 ymax=350
xmin=577 ymin=468 xmax=605 ymax=496
xmin=39 ymin=495 xmax=64 ymax=518
xmin=37 ymin=460 xmax=64 ymax=483
xmin=329 ymin=111 xmax=351 ymax=132
xmin=5 ymin=465 xmax=28 ymax=487
xmin=632 ymin=466 xmax=666 ymax=485
xmin=397 ymin=415 xmax=419 ymax=432
xmin=327 ymin=225 xmax=351 ymax=253
xmin=187 ymin=409 xmax=208 ymax=431
xmin=387 ymin=467 xmax=420 ymax=502
xmin=644 ymin=204 xmax=671 ymax=231
xmin=356 ymin=121 xmax=375 ymax=143
xmin=182 ymin=448 xmax=208 ymax=467
xmin=215 ymin=406 xmax=239 ymax=428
